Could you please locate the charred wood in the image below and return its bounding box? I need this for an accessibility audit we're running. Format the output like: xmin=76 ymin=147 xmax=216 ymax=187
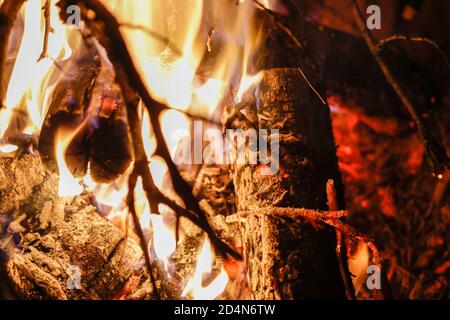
xmin=39 ymin=41 xmax=101 ymax=177
xmin=88 ymin=62 xmax=132 ymax=183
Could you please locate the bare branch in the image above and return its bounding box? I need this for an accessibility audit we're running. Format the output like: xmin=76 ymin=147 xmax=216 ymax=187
xmin=350 ymin=0 xmax=449 ymax=176
xmin=376 ymin=35 xmax=450 ymax=68
xmin=56 ymin=0 xmax=241 ymax=260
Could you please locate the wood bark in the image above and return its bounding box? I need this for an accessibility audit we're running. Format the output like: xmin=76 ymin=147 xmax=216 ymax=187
xmin=228 ymin=68 xmax=348 ymax=299
xmin=0 ymin=152 xmax=180 ymax=300
xmin=0 ymin=151 xmax=55 ymax=216
xmin=216 ymin=9 xmax=352 ymax=299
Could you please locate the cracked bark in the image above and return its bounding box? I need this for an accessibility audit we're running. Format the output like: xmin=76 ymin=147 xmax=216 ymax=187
xmin=225 ymin=13 xmax=351 ymax=299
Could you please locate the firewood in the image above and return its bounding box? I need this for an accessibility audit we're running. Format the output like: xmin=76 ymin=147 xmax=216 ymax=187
xmin=0 ymin=151 xmax=181 ymax=299
xmin=39 ymin=42 xmax=101 ymax=178
xmin=5 ymin=194 xmax=144 ymax=299
xmin=2 ymin=194 xmax=180 ymax=300
xmin=0 ymin=152 xmax=55 ymax=216
xmin=227 ymin=68 xmax=350 ymax=299
xmin=88 ymin=63 xmax=132 ymax=183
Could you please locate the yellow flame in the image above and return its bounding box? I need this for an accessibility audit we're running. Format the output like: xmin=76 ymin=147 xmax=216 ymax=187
xmin=236 ymin=72 xmax=263 ymax=102
xmin=141 ymin=105 xmax=157 ymax=158
xmin=55 ymin=128 xmax=83 ymax=197
xmin=348 ymin=242 xmax=370 ymax=293
xmin=1 ymin=0 xmax=272 ymax=298
xmin=84 ymin=166 xmax=131 ymax=208
xmin=160 ymin=110 xmax=190 ymax=159
xmin=150 ymin=212 xmax=176 ymax=271
xmin=182 ymin=238 xmax=229 ymax=300
xmin=1 ymin=0 xmax=73 ymax=138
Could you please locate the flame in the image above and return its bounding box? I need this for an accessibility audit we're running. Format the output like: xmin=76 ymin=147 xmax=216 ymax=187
xmin=135 ymin=179 xmax=176 ymax=270
xmin=95 ymin=0 xmax=267 ymax=298
xmin=0 ymin=0 xmax=272 ymax=299
xmin=0 ymin=144 xmax=18 ymax=153
xmin=141 ymin=105 xmax=157 ymax=158
xmin=348 ymin=242 xmax=370 ymax=293
xmin=55 ymin=128 xmax=83 ymax=197
xmin=0 ymin=0 xmax=74 ymax=139
xmin=160 ymin=109 xmax=190 ymax=159
xmin=150 ymin=211 xmax=176 ymax=272
xmin=182 ymin=238 xmax=229 ymax=300
xmin=236 ymin=72 xmax=263 ymax=103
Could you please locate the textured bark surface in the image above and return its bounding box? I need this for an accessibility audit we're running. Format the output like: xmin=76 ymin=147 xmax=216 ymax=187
xmin=229 ymin=213 xmax=340 ymax=299
xmin=229 ymin=68 xmax=348 ymax=299
xmin=4 ymin=194 xmax=144 ymax=300
xmin=0 ymin=152 xmax=55 ymax=216
xmin=0 ymin=152 xmax=177 ymax=300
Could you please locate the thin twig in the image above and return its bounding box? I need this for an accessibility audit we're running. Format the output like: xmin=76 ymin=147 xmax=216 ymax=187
xmin=376 ymin=35 xmax=450 ymax=68
xmin=38 ymin=0 xmax=55 ymax=62
xmin=297 ymin=67 xmax=327 ymax=105
xmin=350 ymin=0 xmax=449 ymax=176
xmin=227 ymin=205 xmax=380 ymax=265
xmin=228 ymin=207 xmax=349 ymax=221
xmin=327 ymin=179 xmax=356 ymax=300
xmin=126 ymin=169 xmax=160 ymax=300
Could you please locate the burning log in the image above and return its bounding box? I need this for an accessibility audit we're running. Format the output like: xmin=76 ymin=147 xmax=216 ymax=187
xmin=226 ymin=68 xmax=350 ymax=299
xmin=39 ymin=41 xmax=101 ymax=177
xmin=0 ymin=153 xmax=181 ymax=300
xmin=5 ymin=194 xmax=144 ymax=299
xmin=39 ymin=40 xmax=132 ymax=182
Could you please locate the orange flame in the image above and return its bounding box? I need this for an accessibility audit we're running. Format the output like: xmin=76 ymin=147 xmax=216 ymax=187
xmin=1 ymin=0 xmax=273 ymax=298
xmin=182 ymin=238 xmax=229 ymax=300
xmin=55 ymin=128 xmax=83 ymax=197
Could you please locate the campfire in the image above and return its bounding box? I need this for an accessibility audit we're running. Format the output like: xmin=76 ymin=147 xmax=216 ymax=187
xmin=0 ymin=0 xmax=449 ymax=300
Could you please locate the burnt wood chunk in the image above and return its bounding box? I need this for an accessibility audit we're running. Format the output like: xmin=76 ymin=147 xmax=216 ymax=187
xmin=0 ymin=152 xmax=55 ymax=216
xmin=88 ymin=64 xmax=132 ymax=183
xmin=5 ymin=194 xmax=144 ymax=300
xmin=39 ymin=43 xmax=101 ymax=177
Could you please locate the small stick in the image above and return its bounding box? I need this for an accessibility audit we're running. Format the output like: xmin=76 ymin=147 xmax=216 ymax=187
xmin=127 ymin=170 xmax=160 ymax=300
xmin=326 ymin=179 xmax=356 ymax=300
xmin=38 ymin=0 xmax=55 ymax=62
